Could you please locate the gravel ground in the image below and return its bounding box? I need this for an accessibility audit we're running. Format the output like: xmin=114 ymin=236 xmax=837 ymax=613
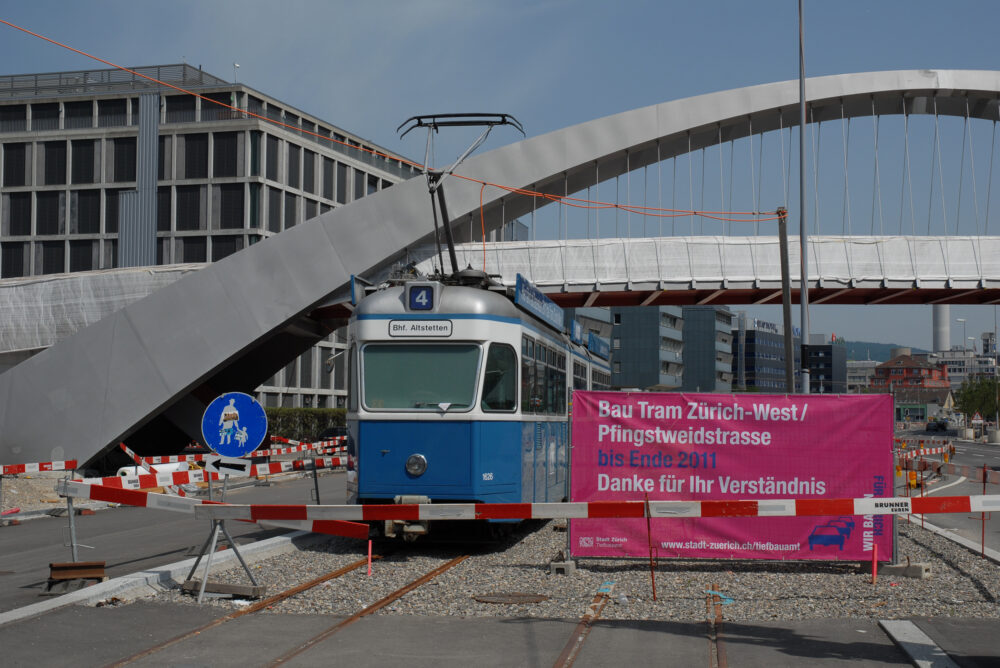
xmin=159 ymin=518 xmax=1000 ymax=622
xmin=7 ymin=471 xmax=998 ymax=622
xmin=0 ymin=473 xmax=67 ymax=513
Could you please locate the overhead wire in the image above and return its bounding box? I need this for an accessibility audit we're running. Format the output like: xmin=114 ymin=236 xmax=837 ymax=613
xmin=0 ymin=17 xmax=792 ymax=239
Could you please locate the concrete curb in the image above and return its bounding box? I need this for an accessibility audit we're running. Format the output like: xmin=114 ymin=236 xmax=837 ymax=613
xmin=905 ymin=514 xmax=1000 ymax=564
xmin=0 ymin=529 xmax=328 ymax=628
xmin=879 ymin=620 xmax=959 ymax=668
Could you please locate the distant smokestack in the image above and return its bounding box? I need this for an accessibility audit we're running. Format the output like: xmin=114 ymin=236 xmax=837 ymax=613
xmin=933 ymin=305 xmax=949 ymax=352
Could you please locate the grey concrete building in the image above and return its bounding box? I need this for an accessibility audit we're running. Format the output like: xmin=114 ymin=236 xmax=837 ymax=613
xmin=0 ymin=64 xmax=416 ymax=409
xmin=732 ymin=312 xmax=801 ymax=392
xmin=681 ymin=306 xmax=734 ymax=393
xmin=609 ymin=306 xmax=684 ymax=390
xmin=803 ymin=339 xmax=848 ymax=394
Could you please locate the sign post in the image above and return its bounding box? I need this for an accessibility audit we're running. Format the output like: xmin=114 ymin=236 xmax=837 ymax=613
xmin=186 ymin=393 xmax=268 ymax=602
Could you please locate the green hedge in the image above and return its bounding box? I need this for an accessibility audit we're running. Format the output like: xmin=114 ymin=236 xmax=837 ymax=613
xmin=265 ymin=407 xmax=346 ymax=442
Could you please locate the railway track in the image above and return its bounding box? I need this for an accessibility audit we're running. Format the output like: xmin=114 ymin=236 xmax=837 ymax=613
xmin=103 ymin=552 xmax=469 ymax=667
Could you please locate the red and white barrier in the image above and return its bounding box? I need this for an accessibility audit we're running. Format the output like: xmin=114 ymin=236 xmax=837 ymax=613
xmin=898 ymin=447 xmax=950 ymax=461
xmin=55 ymin=479 xmax=367 ymax=540
xmin=2 ymin=460 xmax=77 ymax=475
xmin=894 ymin=437 xmax=951 ymax=448
xmin=922 ymin=461 xmax=1000 ymax=485
xmin=75 ymin=469 xmax=222 ymax=490
xmin=116 ymin=438 xmax=346 ymax=467
xmin=74 ymin=457 xmax=347 ymax=491
xmin=189 ymin=494 xmax=1000 ymax=523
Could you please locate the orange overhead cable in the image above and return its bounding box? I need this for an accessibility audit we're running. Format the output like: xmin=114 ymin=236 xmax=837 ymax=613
xmin=2 ymin=18 xmax=781 ymax=229
xmin=0 ymin=19 xmax=425 ymax=172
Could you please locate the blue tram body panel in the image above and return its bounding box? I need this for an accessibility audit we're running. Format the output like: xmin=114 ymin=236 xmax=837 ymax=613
xmin=346 ymin=277 xmax=606 ymax=536
xmin=358 ymin=421 xmax=522 ymax=503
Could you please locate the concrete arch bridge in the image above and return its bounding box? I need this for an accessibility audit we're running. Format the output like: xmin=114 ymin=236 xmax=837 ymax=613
xmin=3 ymin=69 xmax=1000 ymax=469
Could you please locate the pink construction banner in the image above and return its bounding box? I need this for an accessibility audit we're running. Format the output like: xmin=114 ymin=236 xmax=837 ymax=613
xmin=570 ymin=392 xmax=894 ymax=560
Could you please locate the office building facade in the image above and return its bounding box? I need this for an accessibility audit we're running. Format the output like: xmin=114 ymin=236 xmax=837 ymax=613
xmin=731 ymin=313 xmax=801 ymax=392
xmin=609 ymin=306 xmax=684 ymax=390
xmin=681 ymin=306 xmax=734 ymax=393
xmin=0 ymin=64 xmax=416 ymax=409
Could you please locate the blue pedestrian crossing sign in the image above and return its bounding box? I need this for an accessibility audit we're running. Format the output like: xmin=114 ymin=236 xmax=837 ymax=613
xmin=201 ymin=392 xmax=268 ymax=458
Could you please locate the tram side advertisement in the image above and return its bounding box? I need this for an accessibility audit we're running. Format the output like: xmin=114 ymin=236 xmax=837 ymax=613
xmin=570 ymin=392 xmax=893 ymax=560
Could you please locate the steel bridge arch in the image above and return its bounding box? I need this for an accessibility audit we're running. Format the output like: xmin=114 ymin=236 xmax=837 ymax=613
xmin=3 ymin=69 xmax=1000 ymax=468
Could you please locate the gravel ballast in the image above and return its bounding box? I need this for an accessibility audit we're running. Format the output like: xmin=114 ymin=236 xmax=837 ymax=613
xmin=159 ymin=518 xmax=1000 ymax=622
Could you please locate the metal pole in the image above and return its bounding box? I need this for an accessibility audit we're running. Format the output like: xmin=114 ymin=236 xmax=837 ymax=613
xmin=312 ymin=457 xmax=321 ymax=505
xmin=778 ymin=208 xmax=795 ymax=392
xmin=798 ymin=0 xmax=811 ymax=394
xmin=66 ymin=495 xmax=79 ymax=562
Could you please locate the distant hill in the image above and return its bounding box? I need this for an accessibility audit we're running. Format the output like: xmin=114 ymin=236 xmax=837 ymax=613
xmin=844 ymin=341 xmax=928 ymax=362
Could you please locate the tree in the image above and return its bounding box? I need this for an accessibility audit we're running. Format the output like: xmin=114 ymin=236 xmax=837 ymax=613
xmin=954 ymin=376 xmax=999 ymax=421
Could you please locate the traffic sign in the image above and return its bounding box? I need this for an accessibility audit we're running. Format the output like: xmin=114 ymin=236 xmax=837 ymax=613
xmin=203 ymin=456 xmax=253 ymax=477
xmin=972 ymin=411 xmax=984 ymax=424
xmin=201 ymin=392 xmax=267 ymax=457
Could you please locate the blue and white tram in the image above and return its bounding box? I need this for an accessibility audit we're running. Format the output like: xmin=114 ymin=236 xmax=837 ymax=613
xmin=344 ymin=271 xmax=610 ymax=539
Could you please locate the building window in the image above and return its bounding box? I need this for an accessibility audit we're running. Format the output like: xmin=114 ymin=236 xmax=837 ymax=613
xmin=113 ymin=137 xmax=137 ymax=182
xmin=4 ymin=192 xmax=32 ymax=236
xmin=1 ymin=242 xmax=28 ymax=278
xmin=305 ymin=199 xmax=317 ymax=221
xmin=284 ymin=192 xmax=297 ymax=229
xmin=265 ymin=134 xmax=279 ymax=181
xmin=213 ymin=131 xmax=239 ymax=178
xmin=175 ymin=185 xmax=203 ymax=231
xmin=0 ymin=105 xmax=27 ymax=132
xmin=286 ymin=144 xmax=300 ymax=189
xmin=216 ymin=184 xmax=244 ymax=230
xmin=2 ymin=142 xmax=28 ymax=186
xmin=302 ymin=150 xmax=315 ymax=194
xmin=31 ymin=103 xmax=59 ymax=131
xmin=211 ymin=235 xmax=242 ymax=261
xmin=71 ymin=139 xmax=96 ymax=184
xmin=69 ymin=239 xmax=96 ymax=272
xmin=182 ymin=133 xmax=207 ymax=179
xmin=249 ymin=131 xmax=261 ymax=177
xmin=97 ymin=99 xmax=127 ymax=128
xmin=38 ymin=240 xmax=65 ymax=274
xmin=165 ymin=95 xmax=195 ymax=123
xmin=323 ymin=158 xmax=334 ymax=200
xmin=73 ymin=189 xmax=101 ymax=234
xmin=249 ymin=183 xmax=261 ymax=230
xmin=157 ymin=187 xmax=171 ymax=232
xmin=367 ymin=173 xmax=378 ymax=196
xmin=36 ymin=192 xmax=63 ymax=235
xmin=64 ymin=101 xmax=92 ymax=129
xmin=178 ymin=236 xmax=206 ymax=263
xmin=267 ymin=187 xmax=281 ymax=233
xmin=43 ymin=141 xmax=67 ymax=185
xmin=354 ymin=168 xmax=365 ymax=200
xmin=336 ymin=163 xmax=348 ymax=204
xmin=104 ymin=188 xmax=122 ymax=233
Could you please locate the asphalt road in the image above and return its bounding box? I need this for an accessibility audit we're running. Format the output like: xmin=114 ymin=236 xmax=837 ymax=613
xmin=0 ymin=471 xmax=348 ymax=614
xmin=915 ymin=439 xmax=1000 ymax=553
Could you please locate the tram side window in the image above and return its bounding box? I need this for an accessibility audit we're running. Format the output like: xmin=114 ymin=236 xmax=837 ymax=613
xmin=535 ymin=343 xmax=549 ymax=414
xmin=573 ymin=361 xmax=587 ymax=390
xmin=482 ymin=343 xmax=517 ymax=412
xmin=521 ymin=337 xmax=534 ymax=413
xmin=347 ymin=344 xmax=357 ymax=411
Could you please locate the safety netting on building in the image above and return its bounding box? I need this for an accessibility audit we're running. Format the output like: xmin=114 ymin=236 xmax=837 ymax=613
xmin=0 ymin=264 xmax=204 ymax=354
xmin=414 ymin=236 xmax=1000 ymax=291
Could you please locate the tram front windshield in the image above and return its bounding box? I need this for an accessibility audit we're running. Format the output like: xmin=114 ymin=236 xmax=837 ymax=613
xmin=362 ymin=343 xmax=480 ymax=410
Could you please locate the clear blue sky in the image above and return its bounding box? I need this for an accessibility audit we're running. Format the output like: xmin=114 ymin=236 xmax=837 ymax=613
xmin=2 ymin=1 xmax=999 ymax=352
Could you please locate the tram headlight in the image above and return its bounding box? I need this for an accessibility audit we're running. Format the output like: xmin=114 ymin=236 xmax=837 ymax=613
xmin=405 ymin=453 xmax=428 ymax=477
